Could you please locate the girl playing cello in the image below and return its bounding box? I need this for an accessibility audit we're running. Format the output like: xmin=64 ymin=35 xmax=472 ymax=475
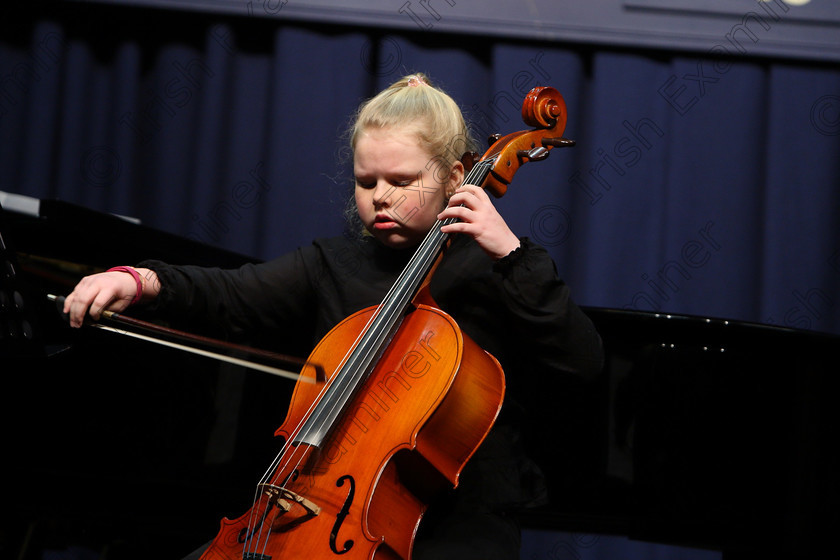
xmin=63 ymin=73 xmax=603 ymax=560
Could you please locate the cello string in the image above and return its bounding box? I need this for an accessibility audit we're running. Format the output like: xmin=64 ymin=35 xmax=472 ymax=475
xmin=244 ymin=159 xmax=494 ymax=552
xmin=242 ymin=158 xmax=495 ymax=549
xmin=243 ymin=167 xmax=495 ymax=557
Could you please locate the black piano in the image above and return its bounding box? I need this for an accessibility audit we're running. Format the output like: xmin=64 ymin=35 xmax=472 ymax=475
xmin=520 ymin=307 xmax=839 ymax=559
xmin=2 ymin=197 xmax=837 ymax=559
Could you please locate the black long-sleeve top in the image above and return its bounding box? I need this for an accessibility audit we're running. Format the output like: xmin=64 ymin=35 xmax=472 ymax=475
xmin=141 ymin=233 xmax=603 ymax=511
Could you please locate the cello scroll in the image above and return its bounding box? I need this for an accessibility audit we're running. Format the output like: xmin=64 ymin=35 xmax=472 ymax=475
xmin=480 ymin=86 xmax=575 ymax=197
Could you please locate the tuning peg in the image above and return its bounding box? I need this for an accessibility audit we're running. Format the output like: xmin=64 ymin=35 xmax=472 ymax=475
xmin=517 ymin=147 xmax=550 ymax=161
xmin=487 ymin=133 xmax=502 ymax=146
xmin=541 ymin=137 xmax=576 ymax=148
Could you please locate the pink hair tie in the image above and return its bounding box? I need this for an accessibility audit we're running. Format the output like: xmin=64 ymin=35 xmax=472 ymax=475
xmin=407 ymin=75 xmax=426 ymax=87
xmin=107 ymin=266 xmax=145 ymax=305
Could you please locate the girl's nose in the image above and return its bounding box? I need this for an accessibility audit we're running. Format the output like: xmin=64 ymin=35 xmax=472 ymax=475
xmin=372 ymin=181 xmax=394 ymax=208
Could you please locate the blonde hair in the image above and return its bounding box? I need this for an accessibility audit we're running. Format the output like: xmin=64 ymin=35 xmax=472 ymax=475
xmin=350 ymin=73 xmax=476 ymax=175
xmin=343 ymin=74 xmax=476 ymax=236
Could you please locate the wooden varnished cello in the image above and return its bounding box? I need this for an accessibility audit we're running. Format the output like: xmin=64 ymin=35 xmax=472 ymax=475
xmin=199 ymin=86 xmax=573 ymax=560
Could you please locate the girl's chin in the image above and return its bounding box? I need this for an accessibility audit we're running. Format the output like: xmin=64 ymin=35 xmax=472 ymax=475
xmin=373 ymin=230 xmax=421 ymax=250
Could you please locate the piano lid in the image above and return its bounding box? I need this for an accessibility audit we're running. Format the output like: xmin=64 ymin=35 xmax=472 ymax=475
xmin=1 ymin=192 xmax=259 ymax=271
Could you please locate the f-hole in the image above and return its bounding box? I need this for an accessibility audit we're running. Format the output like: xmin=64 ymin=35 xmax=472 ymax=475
xmin=329 ymin=475 xmax=355 ymax=554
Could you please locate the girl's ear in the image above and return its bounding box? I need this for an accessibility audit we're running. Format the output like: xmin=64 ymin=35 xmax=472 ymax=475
xmin=446 ymin=159 xmax=465 ymax=198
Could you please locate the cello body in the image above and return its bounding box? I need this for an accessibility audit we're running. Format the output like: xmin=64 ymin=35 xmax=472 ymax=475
xmin=200 ymin=303 xmax=504 ymax=559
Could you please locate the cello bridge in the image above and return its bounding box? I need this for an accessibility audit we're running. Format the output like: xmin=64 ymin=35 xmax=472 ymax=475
xmin=259 ymin=483 xmax=321 ymax=516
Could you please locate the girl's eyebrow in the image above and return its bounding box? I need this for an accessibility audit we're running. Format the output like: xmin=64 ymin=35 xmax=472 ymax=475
xmin=392 ymin=169 xmax=422 ymax=180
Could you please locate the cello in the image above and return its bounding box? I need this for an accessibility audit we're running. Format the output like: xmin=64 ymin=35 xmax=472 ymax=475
xmin=199 ymin=85 xmax=573 ymax=560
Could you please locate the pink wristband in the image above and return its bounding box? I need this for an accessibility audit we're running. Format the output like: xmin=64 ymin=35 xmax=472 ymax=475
xmin=107 ymin=266 xmax=144 ymax=305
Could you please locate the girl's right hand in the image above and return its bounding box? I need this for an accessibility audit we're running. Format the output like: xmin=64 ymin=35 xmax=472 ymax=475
xmin=62 ymin=267 xmax=158 ymax=327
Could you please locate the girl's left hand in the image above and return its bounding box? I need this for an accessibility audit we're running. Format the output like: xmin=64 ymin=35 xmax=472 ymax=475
xmin=438 ymin=184 xmax=521 ymax=260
